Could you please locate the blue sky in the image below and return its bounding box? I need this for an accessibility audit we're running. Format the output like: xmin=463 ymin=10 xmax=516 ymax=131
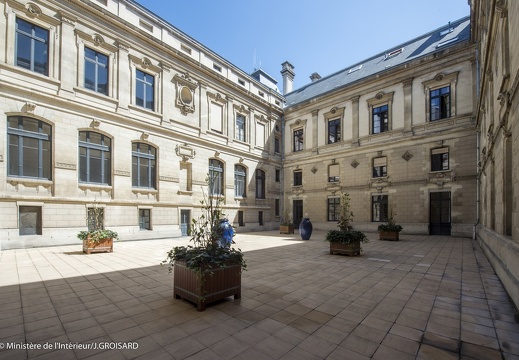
xmin=135 ymin=0 xmax=470 ymax=91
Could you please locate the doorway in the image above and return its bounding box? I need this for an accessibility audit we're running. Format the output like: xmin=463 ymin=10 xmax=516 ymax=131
xmin=293 ymin=200 xmax=303 ymax=229
xmin=180 ymin=210 xmax=190 ymax=236
xmin=430 ymin=192 xmax=451 ymax=235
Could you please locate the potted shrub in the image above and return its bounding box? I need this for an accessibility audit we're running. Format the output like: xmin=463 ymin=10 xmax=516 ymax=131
xmin=378 ymin=211 xmax=403 ymax=241
xmin=326 ymin=192 xmax=368 ymax=255
xmin=279 ymin=210 xmax=294 ymax=234
xmin=326 ymin=230 xmax=368 ymax=255
xmin=77 ymin=204 xmax=118 ymax=254
xmin=163 ymin=177 xmax=246 ymax=311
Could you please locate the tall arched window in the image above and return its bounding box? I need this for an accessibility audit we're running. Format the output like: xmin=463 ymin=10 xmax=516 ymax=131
xmin=234 ymin=165 xmax=246 ymax=197
xmin=7 ymin=116 xmax=52 ymax=179
xmin=79 ymin=131 xmax=111 ymax=185
xmin=132 ymin=143 xmax=156 ymax=189
xmin=209 ymin=159 xmax=224 ymax=195
xmin=255 ymin=169 xmax=265 ymax=199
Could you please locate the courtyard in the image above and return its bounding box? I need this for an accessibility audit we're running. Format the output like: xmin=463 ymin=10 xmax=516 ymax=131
xmin=0 ymin=231 xmax=518 ymax=359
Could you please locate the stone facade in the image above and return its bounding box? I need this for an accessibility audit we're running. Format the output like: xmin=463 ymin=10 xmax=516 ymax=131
xmin=471 ymin=0 xmax=519 ymax=309
xmin=0 ymin=0 xmax=284 ymax=249
xmin=283 ymin=18 xmax=478 ymax=238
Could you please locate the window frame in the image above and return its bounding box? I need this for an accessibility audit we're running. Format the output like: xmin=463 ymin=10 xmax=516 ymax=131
xmin=423 ymin=72 xmax=458 ymax=122
xmin=255 ymin=169 xmax=266 ymax=199
xmin=293 ymin=170 xmax=303 ymax=186
xmin=372 ymin=157 xmax=387 ymax=178
xmin=431 ymin=147 xmax=450 ymax=172
xmin=132 ymin=142 xmax=157 ymax=189
xmin=7 ymin=116 xmax=52 ymax=180
xmin=84 ymin=47 xmax=109 ymax=95
xmin=135 ymin=68 xmax=155 ymax=110
xmin=372 ymin=105 xmax=389 ymax=134
xmin=19 ymin=205 xmax=42 ymax=236
xmin=234 ymin=164 xmax=246 ymax=198
xmin=15 ymin=17 xmax=49 ymax=76
xmin=293 ymin=128 xmax=304 ymax=152
xmin=367 ymin=92 xmax=394 ymax=135
xmin=372 ymin=194 xmax=388 ymax=222
xmin=209 ymin=159 xmax=224 ymax=196
xmin=139 ymin=208 xmax=151 ymax=230
xmin=78 ymin=131 xmax=112 ymax=185
xmin=235 ymin=113 xmax=246 ymax=142
xmin=327 ymin=197 xmax=340 ymax=222
xmin=429 ymin=85 xmax=451 ymax=121
xmin=328 ymin=164 xmax=340 ymax=183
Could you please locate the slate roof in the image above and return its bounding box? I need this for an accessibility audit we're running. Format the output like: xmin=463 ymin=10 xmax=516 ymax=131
xmin=284 ymin=16 xmax=471 ymax=108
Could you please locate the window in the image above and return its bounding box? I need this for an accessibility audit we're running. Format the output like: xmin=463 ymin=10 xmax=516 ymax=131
xmin=274 ymin=136 xmax=281 ymax=154
xmin=327 ymin=198 xmax=340 ymax=221
xmin=373 ymin=105 xmax=389 ymax=134
xmin=328 ymin=119 xmax=341 ymax=144
xmin=19 ymin=206 xmax=42 ymax=235
xmin=79 ymin=131 xmax=111 ymax=185
xmin=256 ymin=169 xmax=265 ymax=199
xmin=16 ymin=18 xmax=49 ymax=75
xmin=238 ymin=211 xmax=245 ymax=226
xmin=293 ymin=170 xmax=302 ymax=186
xmin=236 ymin=114 xmax=246 ymax=142
xmin=136 ymin=69 xmax=154 ymax=110
xmin=234 ymin=165 xmax=246 ymax=197
xmin=293 ymin=129 xmax=303 ymax=152
xmin=209 ymin=159 xmax=224 ymax=195
xmin=8 ymin=116 xmax=51 ymax=180
xmin=328 ymin=164 xmax=339 ymax=183
xmin=139 ymin=209 xmax=151 ymax=230
xmin=256 ymin=122 xmax=265 ymax=147
xmin=275 ymin=199 xmax=280 ymax=217
xmin=431 ymin=147 xmax=449 ymax=171
xmin=430 ymin=86 xmax=450 ymax=121
xmin=372 ymin=195 xmax=388 ymax=222
xmin=85 ymin=47 xmax=108 ymax=95
xmin=132 ymin=143 xmax=156 ymax=189
xmin=275 ymin=169 xmax=280 ymax=183
xmin=372 ymin=157 xmax=387 ymax=178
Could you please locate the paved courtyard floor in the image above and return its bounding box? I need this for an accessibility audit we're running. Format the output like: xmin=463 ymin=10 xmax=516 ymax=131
xmin=0 ymin=231 xmax=518 ymax=360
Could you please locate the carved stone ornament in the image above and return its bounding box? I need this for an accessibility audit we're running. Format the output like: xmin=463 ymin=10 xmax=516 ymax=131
xmin=173 ymin=72 xmax=198 ymax=115
xmin=175 ymin=143 xmax=195 ymax=162
xmin=311 ymin=166 xmax=318 ymax=174
xmin=92 ymin=34 xmax=104 ymax=46
xmin=434 ymin=73 xmax=444 ymax=81
xmin=351 ymin=160 xmax=359 ymax=168
xmin=402 ymin=151 xmax=413 ymax=161
xmin=25 ymin=3 xmax=42 ymax=17
xmin=140 ymin=132 xmax=149 ymax=141
xmin=142 ymin=57 xmax=152 ymax=68
xmin=25 ymin=102 xmax=36 ymax=113
xmin=375 ymin=92 xmax=384 ymax=100
xmin=90 ymin=120 xmax=100 ymax=129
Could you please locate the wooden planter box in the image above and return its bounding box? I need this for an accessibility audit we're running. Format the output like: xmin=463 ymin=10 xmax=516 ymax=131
xmin=173 ymin=261 xmax=242 ymax=311
xmin=280 ymin=225 xmax=294 ymax=234
xmin=329 ymin=240 xmax=361 ymax=256
xmin=379 ymin=231 xmax=400 ymax=241
xmin=82 ymin=238 xmax=113 ymax=254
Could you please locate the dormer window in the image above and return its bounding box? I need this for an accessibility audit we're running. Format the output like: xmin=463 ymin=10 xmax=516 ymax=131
xmin=385 ymin=48 xmax=403 ymax=59
xmin=440 ymin=27 xmax=454 ymax=36
xmin=348 ymin=64 xmax=362 ymax=74
xmin=437 ymin=37 xmax=459 ymax=48
xmin=213 ymin=64 xmax=222 ymax=72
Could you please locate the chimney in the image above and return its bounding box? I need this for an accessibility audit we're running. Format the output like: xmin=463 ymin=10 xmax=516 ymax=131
xmin=310 ymin=72 xmax=321 ymax=82
xmin=281 ymin=61 xmax=295 ymax=94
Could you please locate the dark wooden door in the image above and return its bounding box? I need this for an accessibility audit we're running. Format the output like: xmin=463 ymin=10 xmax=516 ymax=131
xmin=430 ymin=192 xmax=451 ymax=235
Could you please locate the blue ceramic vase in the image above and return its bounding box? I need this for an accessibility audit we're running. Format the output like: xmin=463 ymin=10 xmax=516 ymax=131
xmin=299 ymin=218 xmax=313 ymax=240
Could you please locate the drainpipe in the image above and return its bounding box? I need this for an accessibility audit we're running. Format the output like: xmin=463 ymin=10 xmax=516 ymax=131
xmin=473 ymin=47 xmax=480 ymax=240
xmin=474 ymin=130 xmax=480 ymax=240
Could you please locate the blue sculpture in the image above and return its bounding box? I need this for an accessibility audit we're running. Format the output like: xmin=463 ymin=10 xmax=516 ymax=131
xmin=218 ymin=218 xmax=234 ymax=248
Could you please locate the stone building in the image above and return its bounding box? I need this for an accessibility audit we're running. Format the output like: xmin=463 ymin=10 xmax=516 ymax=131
xmin=0 ymin=0 xmax=284 ymax=249
xmin=282 ymin=17 xmax=478 ymax=238
xmin=471 ymin=0 xmax=519 ymax=311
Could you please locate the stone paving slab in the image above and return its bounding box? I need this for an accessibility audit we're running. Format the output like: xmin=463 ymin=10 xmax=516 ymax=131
xmin=0 ymin=231 xmax=518 ymax=359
